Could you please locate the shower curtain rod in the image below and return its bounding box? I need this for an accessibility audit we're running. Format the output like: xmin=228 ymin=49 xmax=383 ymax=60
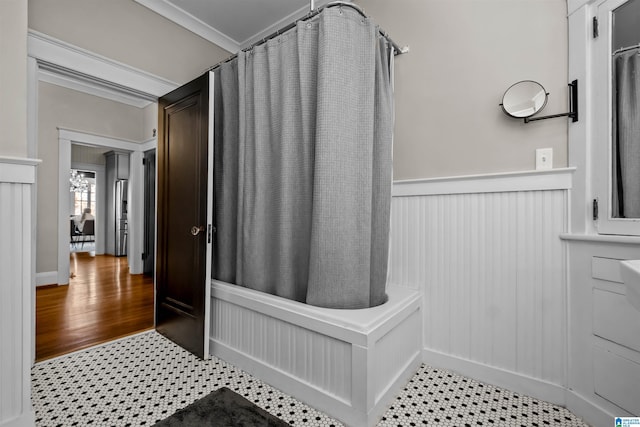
xmin=613 ymin=43 xmax=640 ymax=55
xmin=206 ymin=1 xmax=407 ymax=73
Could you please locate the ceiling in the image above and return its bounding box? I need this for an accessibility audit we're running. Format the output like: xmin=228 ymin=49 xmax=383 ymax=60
xmin=134 ymin=0 xmax=340 ymax=54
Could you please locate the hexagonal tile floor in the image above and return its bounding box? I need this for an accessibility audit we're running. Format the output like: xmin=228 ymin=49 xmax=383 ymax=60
xmin=31 ymin=331 xmax=590 ymax=426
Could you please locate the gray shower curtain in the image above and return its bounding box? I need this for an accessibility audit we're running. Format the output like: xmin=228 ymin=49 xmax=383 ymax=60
xmin=613 ymin=48 xmax=640 ymax=218
xmin=213 ymin=6 xmax=394 ymax=309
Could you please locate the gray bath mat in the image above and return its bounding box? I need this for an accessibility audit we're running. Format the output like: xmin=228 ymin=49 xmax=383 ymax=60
xmin=153 ymin=387 xmax=290 ymax=426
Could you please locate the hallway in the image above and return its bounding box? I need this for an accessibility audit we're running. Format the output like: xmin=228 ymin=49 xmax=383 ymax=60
xmin=36 ymin=252 xmax=154 ymax=361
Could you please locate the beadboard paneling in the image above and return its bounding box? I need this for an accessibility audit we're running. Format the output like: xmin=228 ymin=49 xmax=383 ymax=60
xmin=211 ymin=298 xmax=352 ymax=400
xmin=0 ymin=164 xmax=36 ymax=426
xmin=210 ymin=282 xmax=422 ymax=426
xmin=0 ymin=183 xmax=24 ymax=423
xmin=388 ymin=189 xmax=567 ymax=387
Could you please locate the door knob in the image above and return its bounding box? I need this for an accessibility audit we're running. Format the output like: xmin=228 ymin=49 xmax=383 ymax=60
xmin=191 ymin=226 xmax=205 ymax=236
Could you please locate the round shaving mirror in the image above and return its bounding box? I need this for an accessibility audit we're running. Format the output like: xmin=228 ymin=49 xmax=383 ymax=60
xmin=500 ymin=81 xmax=548 ymax=119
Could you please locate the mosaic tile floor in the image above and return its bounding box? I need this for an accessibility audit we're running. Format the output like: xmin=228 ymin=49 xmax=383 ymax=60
xmin=32 ymin=331 xmax=590 ymax=426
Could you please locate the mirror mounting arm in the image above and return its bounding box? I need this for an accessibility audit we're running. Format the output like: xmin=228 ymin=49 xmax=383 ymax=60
xmin=524 ymin=80 xmax=578 ymax=123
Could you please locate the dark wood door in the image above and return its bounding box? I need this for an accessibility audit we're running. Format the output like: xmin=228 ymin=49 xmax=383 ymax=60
xmin=156 ymin=73 xmax=211 ymax=359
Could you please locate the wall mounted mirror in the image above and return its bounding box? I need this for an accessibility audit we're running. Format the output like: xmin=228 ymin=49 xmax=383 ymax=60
xmin=500 ymin=80 xmax=548 ymax=119
xmin=500 ymin=80 xmax=578 ymax=123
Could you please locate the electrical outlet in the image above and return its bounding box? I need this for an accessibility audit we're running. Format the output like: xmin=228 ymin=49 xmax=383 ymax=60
xmin=536 ymin=148 xmax=553 ymax=170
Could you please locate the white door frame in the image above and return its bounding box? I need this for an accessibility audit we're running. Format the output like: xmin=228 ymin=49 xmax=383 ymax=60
xmin=58 ymin=129 xmax=154 ymax=284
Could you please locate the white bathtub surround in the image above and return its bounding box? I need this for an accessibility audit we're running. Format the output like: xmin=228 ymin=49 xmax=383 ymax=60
xmin=388 ymin=169 xmax=571 ymax=406
xmin=0 ymin=156 xmax=39 ymax=427
xmin=210 ymin=281 xmax=422 ymax=427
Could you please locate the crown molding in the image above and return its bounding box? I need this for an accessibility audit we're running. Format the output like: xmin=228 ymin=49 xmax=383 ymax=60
xmin=239 ymin=3 xmax=315 ymax=48
xmin=238 ymin=0 xmax=341 ymax=48
xmin=133 ymin=0 xmax=240 ymax=53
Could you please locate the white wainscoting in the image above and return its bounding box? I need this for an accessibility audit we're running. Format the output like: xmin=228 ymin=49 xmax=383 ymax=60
xmin=0 ymin=157 xmax=38 ymax=427
xmin=388 ymin=169 xmax=570 ymax=405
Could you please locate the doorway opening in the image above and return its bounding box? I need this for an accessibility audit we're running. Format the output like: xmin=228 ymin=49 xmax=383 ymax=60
xmin=35 ymin=131 xmax=157 ymax=362
xmin=69 ymin=169 xmax=96 ymax=254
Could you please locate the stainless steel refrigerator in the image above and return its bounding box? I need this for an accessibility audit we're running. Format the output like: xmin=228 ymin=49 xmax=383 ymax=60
xmin=115 ymin=180 xmax=128 ymax=257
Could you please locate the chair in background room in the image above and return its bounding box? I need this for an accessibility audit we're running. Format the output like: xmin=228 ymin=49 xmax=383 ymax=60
xmin=70 ymin=219 xmax=81 ymax=249
xmin=80 ymin=219 xmax=95 ymax=249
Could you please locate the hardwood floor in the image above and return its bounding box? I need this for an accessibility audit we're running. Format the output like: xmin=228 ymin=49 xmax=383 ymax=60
xmin=36 ymin=252 xmax=154 ymax=361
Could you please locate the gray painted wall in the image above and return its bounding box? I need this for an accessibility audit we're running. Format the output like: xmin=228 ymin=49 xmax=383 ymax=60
xmin=0 ymin=0 xmax=28 ymax=157
xmin=36 ymin=82 xmax=145 ymax=273
xmin=358 ymin=0 xmax=569 ymax=180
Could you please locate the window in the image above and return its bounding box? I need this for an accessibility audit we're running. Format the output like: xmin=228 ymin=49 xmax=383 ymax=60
xmin=593 ymin=0 xmax=640 ymax=235
xmin=71 ymin=170 xmax=96 ymax=218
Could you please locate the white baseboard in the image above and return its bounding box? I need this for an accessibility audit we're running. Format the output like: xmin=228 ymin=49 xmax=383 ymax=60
xmin=0 ymin=410 xmax=35 ymax=427
xmin=423 ymin=348 xmax=620 ymax=426
xmin=565 ymin=390 xmax=618 ymax=427
xmin=422 ymin=348 xmax=567 ymax=407
xmin=36 ymin=271 xmax=58 ymax=287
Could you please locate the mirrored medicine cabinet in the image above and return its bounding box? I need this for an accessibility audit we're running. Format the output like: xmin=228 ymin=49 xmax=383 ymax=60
xmin=591 ymin=0 xmax=640 ymax=235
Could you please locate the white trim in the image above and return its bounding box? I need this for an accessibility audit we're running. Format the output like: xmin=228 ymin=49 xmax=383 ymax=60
xmin=203 ymin=71 xmax=215 ymax=360
xmin=38 ymin=68 xmax=151 ymax=108
xmin=393 ymin=167 xmax=575 ymax=197
xmin=424 ymin=347 xmax=615 ymax=427
xmin=568 ymin=0 xmax=597 ymax=15
xmin=133 ymin=0 xmax=239 ymax=53
xmin=0 ymin=156 xmax=41 ymax=167
xmin=58 ymin=136 xmax=72 ymax=285
xmin=239 ymin=0 xmax=334 ymax=48
xmin=422 ymin=348 xmax=567 ymax=407
xmin=0 ymin=411 xmax=36 ymax=427
xmin=139 ymin=138 xmax=157 ymax=153
xmin=27 ymin=30 xmax=178 ymax=98
xmin=36 ymin=272 xmax=58 ymax=287
xmin=0 ymin=158 xmax=41 ymax=184
xmin=560 ymin=233 xmax=640 ymax=245
xmin=565 ymin=390 xmax=617 ymax=427
xmin=58 ymin=129 xmax=148 ymax=285
xmin=59 ymin=128 xmax=143 ymax=152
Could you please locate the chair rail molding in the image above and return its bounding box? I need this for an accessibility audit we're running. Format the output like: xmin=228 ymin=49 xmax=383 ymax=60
xmin=393 ymin=167 xmax=575 ymax=197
